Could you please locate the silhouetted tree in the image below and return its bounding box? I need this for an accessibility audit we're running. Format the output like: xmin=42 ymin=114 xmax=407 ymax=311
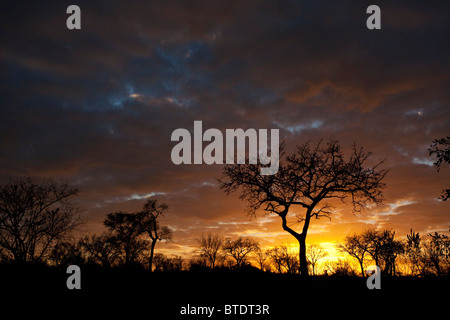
xmin=429 ymin=136 xmax=450 ymax=169
xmin=363 ymin=229 xmax=404 ymax=276
xmin=80 ymin=233 xmax=120 ymax=268
xmin=49 ymin=239 xmax=86 ymax=267
xmin=267 ymin=247 xmax=285 ymax=273
xmin=405 ymin=229 xmax=422 ymax=275
xmin=0 ymin=177 xmax=81 ymax=263
xmin=429 ymin=136 xmax=450 ymax=200
xmin=339 ymin=233 xmax=370 ymax=276
xmin=254 ymin=247 xmax=270 ymax=271
xmin=423 ymin=232 xmax=450 ymax=276
xmin=104 ymin=199 xmax=172 ymax=269
xmin=379 ymin=230 xmax=404 ymax=276
xmin=103 ymin=211 xmax=148 ymax=267
xmin=268 ymin=245 xmax=299 ymax=274
xmin=197 ymin=232 xmax=223 ymax=268
xmin=306 ymin=244 xmax=328 ymax=275
xmin=361 ymin=229 xmax=382 ymax=268
xmin=138 ymin=199 xmax=172 ymax=272
xmin=402 ymin=230 xmax=450 ymax=276
xmin=220 ymin=140 xmax=387 ymax=275
xmin=222 ymin=237 xmax=259 ymax=268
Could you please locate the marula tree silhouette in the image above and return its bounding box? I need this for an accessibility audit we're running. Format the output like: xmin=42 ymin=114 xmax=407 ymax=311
xmin=219 ymin=140 xmax=387 ymax=275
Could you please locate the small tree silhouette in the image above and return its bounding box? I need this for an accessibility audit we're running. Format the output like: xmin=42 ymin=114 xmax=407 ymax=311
xmin=339 ymin=233 xmax=369 ymax=277
xmin=103 ymin=212 xmax=148 ymax=266
xmin=254 ymin=247 xmax=270 ymax=271
xmin=405 ymin=229 xmax=422 ymax=275
xmin=197 ymin=232 xmax=223 ymax=268
xmin=103 ymin=199 xmax=171 ymax=269
xmin=424 ymin=232 xmax=450 ymax=276
xmin=222 ymin=237 xmax=259 ymax=268
xmin=267 ymin=245 xmax=299 ymax=274
xmin=306 ymin=244 xmax=328 ymax=275
xmin=140 ymin=199 xmax=172 ymax=271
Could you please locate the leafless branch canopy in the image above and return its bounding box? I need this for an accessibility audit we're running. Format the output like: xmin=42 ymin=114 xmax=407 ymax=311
xmin=0 ymin=176 xmax=80 ymax=263
xmin=219 ymin=140 xmax=388 ymax=240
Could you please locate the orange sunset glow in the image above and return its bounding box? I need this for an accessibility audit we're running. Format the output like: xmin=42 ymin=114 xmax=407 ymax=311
xmin=1 ymin=0 xmax=449 ymax=269
xmin=0 ymin=1 xmax=449 ymax=317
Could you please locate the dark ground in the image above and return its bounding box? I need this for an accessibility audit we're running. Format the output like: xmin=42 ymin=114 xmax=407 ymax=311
xmin=0 ymin=265 xmax=447 ymax=319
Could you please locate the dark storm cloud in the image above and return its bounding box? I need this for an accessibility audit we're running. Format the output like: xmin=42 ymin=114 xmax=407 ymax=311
xmin=0 ymin=0 xmax=449 ymax=251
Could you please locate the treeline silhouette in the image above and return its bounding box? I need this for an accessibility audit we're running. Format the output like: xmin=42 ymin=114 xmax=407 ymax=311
xmin=0 ymin=176 xmax=448 ymax=277
xmin=157 ymin=229 xmax=450 ymax=276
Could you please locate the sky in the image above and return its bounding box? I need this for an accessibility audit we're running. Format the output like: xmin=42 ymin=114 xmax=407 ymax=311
xmin=1 ymin=0 xmax=449 ymax=259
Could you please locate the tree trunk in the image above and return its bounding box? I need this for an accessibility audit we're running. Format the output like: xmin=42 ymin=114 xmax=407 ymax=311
xmin=359 ymin=260 xmax=365 ymax=277
xmin=149 ymin=239 xmax=156 ymax=272
xmin=280 ymin=210 xmax=310 ymax=276
xmin=299 ymin=209 xmax=312 ymax=276
xmin=299 ymin=235 xmax=308 ymax=276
